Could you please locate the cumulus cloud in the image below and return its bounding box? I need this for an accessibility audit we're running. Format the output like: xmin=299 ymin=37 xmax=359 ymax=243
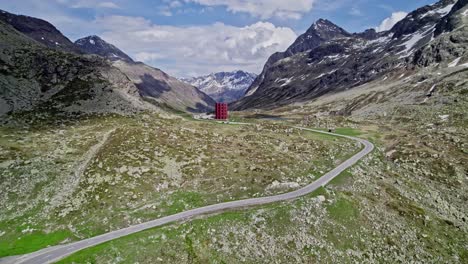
xmin=375 ymin=11 xmax=408 ymax=32
xmin=96 ymin=16 xmax=297 ymax=76
xmin=186 ymin=0 xmax=316 ymax=20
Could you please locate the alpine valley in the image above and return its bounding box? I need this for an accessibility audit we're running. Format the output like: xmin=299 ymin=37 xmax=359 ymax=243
xmin=0 ymin=0 xmax=467 ymax=264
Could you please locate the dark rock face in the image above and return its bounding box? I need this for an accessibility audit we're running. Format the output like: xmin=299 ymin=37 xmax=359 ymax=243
xmin=434 ymin=0 xmax=468 ymax=36
xmin=414 ymin=0 xmax=468 ymax=67
xmin=286 ymin=19 xmax=351 ymax=56
xmin=233 ymin=0 xmax=462 ymax=111
xmin=244 ymin=19 xmax=352 ymax=98
xmin=75 ymin=35 xmax=134 ymax=63
xmin=390 ymin=0 xmax=456 ymax=39
xmin=0 ymin=9 xmax=80 ymax=53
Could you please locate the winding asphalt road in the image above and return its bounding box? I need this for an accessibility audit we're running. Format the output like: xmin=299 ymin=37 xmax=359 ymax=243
xmin=2 ymin=126 xmax=374 ymax=264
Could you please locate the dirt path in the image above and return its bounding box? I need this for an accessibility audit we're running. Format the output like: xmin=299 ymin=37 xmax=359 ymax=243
xmin=49 ymin=128 xmax=116 ymax=209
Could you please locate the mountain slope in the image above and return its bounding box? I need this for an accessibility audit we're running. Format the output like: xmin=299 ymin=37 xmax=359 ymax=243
xmin=0 ymin=19 xmax=156 ymax=117
xmin=74 ymin=36 xmax=214 ymax=112
xmin=114 ymin=61 xmax=215 ymax=112
xmin=233 ymin=0 xmax=465 ymax=110
xmin=0 ymin=9 xmax=81 ymax=53
xmin=182 ymin=71 xmax=257 ymax=103
xmin=75 ymin=35 xmax=134 ymax=63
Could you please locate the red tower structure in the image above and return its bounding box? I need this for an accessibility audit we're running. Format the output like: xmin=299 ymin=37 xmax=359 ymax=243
xmin=215 ymin=103 xmax=228 ymax=120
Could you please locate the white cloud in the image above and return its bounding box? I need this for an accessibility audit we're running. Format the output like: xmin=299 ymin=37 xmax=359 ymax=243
xmin=98 ymin=2 xmax=120 ymax=9
xmin=186 ymin=0 xmax=316 ymax=20
xmin=57 ymin=0 xmax=120 ymax=9
xmin=375 ymin=11 xmax=408 ymax=32
xmin=95 ymin=16 xmax=297 ymax=76
xmin=135 ymin=52 xmax=166 ymax=62
xmin=349 ymin=7 xmax=362 ymax=16
xmin=169 ymin=1 xmax=183 ymax=8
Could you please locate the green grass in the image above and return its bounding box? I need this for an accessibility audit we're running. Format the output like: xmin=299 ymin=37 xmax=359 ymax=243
xmin=326 ymin=195 xmax=359 ymax=223
xmin=163 ymin=191 xmax=207 ymax=215
xmin=334 ymin=127 xmax=362 ymax=136
xmin=0 ymin=230 xmax=74 ymax=257
xmin=328 ymin=170 xmax=353 ymax=187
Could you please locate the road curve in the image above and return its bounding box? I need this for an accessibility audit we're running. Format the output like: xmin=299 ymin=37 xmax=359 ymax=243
xmin=5 ymin=127 xmax=374 ymax=264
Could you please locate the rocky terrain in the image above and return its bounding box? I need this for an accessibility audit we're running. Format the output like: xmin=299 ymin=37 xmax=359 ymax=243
xmin=0 ymin=112 xmax=358 ymax=258
xmin=182 ymin=71 xmax=257 ymax=103
xmin=233 ymin=0 xmax=466 ymax=110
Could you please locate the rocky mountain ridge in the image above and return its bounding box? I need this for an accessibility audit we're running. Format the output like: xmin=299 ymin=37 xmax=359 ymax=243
xmin=233 ymin=0 xmax=466 ymax=110
xmin=182 ymin=71 xmax=257 ymax=102
xmin=75 ymin=35 xmax=134 ymax=63
xmin=0 ymin=9 xmax=81 ymax=54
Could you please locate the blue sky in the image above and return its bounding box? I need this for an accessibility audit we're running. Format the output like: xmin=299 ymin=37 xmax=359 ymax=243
xmin=0 ymin=0 xmax=437 ymax=76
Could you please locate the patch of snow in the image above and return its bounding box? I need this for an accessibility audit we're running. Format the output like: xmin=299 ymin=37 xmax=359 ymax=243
xmin=325 ymin=54 xmax=342 ymax=61
xmin=314 ymin=69 xmax=337 ymax=80
xmin=398 ymin=26 xmax=435 ymax=58
xmin=90 ymin=39 xmax=95 ymax=45
xmin=398 ymin=73 xmax=405 ymax=79
xmin=279 ymin=57 xmax=292 ymax=63
xmin=463 ymin=9 xmax=468 ymax=17
xmin=367 ymin=35 xmax=391 ymax=45
xmin=382 ymin=76 xmax=388 ymax=81
xmin=55 ymin=42 xmax=60 ymax=46
xmin=459 ymin=62 xmax=468 ymax=68
xmin=278 ymin=77 xmax=294 ymax=87
xmin=245 ymin=86 xmax=258 ymax=96
xmin=41 ymin=37 xmax=44 ymax=40
xmin=420 ymin=4 xmax=455 ymax=18
xmin=448 ymin=57 xmax=461 ymax=67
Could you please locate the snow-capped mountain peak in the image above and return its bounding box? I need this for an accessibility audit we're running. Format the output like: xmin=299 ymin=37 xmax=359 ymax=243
xmin=74 ymin=35 xmax=134 ymax=63
xmin=182 ymin=71 xmax=257 ymax=103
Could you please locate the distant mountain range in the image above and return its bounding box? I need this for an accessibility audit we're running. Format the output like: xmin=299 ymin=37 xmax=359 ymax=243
xmin=232 ymin=0 xmax=467 ymax=110
xmin=0 ymin=9 xmax=215 ymax=116
xmin=182 ymin=71 xmax=257 ymax=103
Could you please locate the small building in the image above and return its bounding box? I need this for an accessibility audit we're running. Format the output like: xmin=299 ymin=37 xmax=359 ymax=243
xmin=215 ymin=102 xmax=228 ymax=120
